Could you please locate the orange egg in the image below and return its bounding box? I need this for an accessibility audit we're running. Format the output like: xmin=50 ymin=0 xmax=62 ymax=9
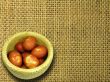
xmin=23 ymin=36 xmax=36 ymax=51
xmin=23 ymin=54 xmax=40 ymax=68
xmin=8 ymin=51 xmax=22 ymax=67
xmin=15 ymin=42 xmax=24 ymax=52
xmin=39 ymin=59 xmax=44 ymax=65
xmin=31 ymin=46 xmax=48 ymax=58
xmin=22 ymin=52 xmax=29 ymax=58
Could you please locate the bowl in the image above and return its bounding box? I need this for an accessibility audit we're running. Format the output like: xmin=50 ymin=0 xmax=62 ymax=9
xmin=2 ymin=32 xmax=53 ymax=80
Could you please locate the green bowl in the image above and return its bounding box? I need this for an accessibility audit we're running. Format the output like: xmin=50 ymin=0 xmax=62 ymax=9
xmin=2 ymin=32 xmax=53 ymax=80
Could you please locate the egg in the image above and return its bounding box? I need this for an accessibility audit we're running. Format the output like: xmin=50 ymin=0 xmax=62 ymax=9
xmin=15 ymin=42 xmax=24 ymax=53
xmin=22 ymin=52 xmax=29 ymax=58
xmin=39 ymin=59 xmax=44 ymax=65
xmin=23 ymin=54 xmax=40 ymax=68
xmin=31 ymin=45 xmax=48 ymax=58
xmin=23 ymin=36 xmax=36 ymax=51
xmin=8 ymin=50 xmax=22 ymax=67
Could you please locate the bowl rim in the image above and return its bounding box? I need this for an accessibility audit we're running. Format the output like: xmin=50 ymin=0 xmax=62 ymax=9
xmin=2 ymin=32 xmax=53 ymax=73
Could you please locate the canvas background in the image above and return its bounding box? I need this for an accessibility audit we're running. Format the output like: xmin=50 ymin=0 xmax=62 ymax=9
xmin=0 ymin=0 xmax=109 ymax=82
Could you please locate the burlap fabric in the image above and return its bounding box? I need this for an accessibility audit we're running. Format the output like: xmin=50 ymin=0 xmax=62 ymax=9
xmin=0 ymin=0 xmax=109 ymax=82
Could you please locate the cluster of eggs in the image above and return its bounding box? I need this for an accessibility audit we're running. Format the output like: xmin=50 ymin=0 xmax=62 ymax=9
xmin=8 ymin=36 xmax=48 ymax=69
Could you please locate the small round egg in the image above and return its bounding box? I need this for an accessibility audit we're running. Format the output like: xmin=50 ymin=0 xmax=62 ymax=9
xmin=31 ymin=45 xmax=48 ymax=58
xmin=23 ymin=36 xmax=36 ymax=51
xmin=8 ymin=50 xmax=22 ymax=67
xmin=22 ymin=52 xmax=29 ymax=58
xmin=39 ymin=59 xmax=44 ymax=65
xmin=23 ymin=54 xmax=40 ymax=68
xmin=15 ymin=42 xmax=24 ymax=53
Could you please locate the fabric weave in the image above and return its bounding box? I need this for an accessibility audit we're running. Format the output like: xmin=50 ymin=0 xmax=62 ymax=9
xmin=0 ymin=0 xmax=109 ymax=82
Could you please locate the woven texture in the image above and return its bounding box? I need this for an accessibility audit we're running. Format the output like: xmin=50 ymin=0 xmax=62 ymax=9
xmin=0 ymin=0 xmax=110 ymax=82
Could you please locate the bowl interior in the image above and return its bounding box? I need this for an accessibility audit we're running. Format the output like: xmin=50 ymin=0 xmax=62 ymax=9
xmin=2 ymin=32 xmax=53 ymax=73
